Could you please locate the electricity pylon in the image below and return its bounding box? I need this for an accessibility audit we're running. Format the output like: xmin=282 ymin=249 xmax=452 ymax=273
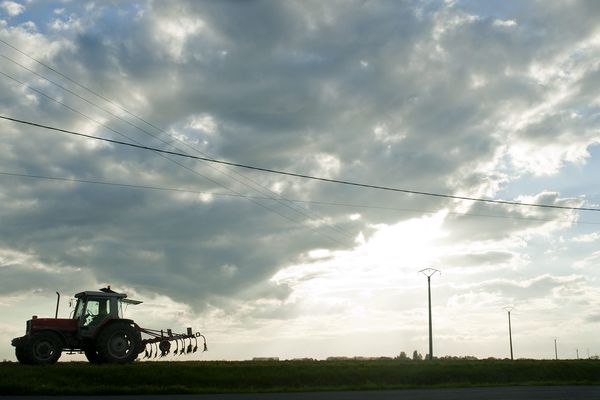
xmin=419 ymin=268 xmax=441 ymax=361
xmin=503 ymin=306 xmax=514 ymax=360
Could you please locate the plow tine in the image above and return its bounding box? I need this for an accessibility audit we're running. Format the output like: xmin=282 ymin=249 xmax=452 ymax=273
xmin=187 ymin=338 xmax=193 ymax=354
xmin=148 ymin=344 xmax=153 ymax=358
xmin=193 ymin=336 xmax=198 ymax=353
xmin=154 ymin=343 xmax=159 ymax=358
xmin=202 ymin=335 xmax=208 ymax=352
xmin=174 ymin=338 xmax=179 ymax=355
xmin=144 ymin=345 xmax=149 ymax=359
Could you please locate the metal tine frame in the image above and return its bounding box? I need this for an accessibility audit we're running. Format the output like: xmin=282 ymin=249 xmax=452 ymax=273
xmin=137 ymin=327 xmax=208 ymax=359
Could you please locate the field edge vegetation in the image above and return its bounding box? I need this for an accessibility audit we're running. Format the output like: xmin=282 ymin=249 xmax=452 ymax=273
xmin=0 ymin=359 xmax=599 ymax=395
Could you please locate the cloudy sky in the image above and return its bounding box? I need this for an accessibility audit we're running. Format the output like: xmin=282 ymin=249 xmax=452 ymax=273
xmin=1 ymin=0 xmax=600 ymax=361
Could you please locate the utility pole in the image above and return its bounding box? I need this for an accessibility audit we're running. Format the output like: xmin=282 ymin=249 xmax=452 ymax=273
xmin=576 ymin=349 xmax=579 ymax=360
xmin=503 ymin=306 xmax=514 ymax=360
xmin=554 ymin=338 xmax=558 ymax=360
xmin=419 ymin=268 xmax=441 ymax=361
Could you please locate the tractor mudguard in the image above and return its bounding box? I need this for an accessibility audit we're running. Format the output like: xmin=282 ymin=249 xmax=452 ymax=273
xmin=14 ymin=329 xmax=70 ymax=349
xmin=11 ymin=335 xmax=28 ymax=347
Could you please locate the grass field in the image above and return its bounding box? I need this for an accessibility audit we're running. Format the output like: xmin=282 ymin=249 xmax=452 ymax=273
xmin=1 ymin=359 xmax=599 ymax=395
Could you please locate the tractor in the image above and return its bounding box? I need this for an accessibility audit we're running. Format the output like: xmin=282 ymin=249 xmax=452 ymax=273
xmin=11 ymin=287 xmax=207 ymax=365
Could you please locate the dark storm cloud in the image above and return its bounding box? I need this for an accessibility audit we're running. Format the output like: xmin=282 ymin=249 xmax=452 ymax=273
xmin=441 ymin=192 xmax=582 ymax=242
xmin=1 ymin=0 xmax=599 ymax=317
xmin=454 ymin=274 xmax=588 ymax=303
xmin=0 ymin=262 xmax=96 ymax=296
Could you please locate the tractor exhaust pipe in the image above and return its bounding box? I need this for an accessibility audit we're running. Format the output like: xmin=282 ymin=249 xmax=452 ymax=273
xmin=55 ymin=291 xmax=60 ymax=318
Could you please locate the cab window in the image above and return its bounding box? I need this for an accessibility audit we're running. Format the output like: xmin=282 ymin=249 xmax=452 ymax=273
xmin=73 ymin=299 xmax=85 ymax=320
xmin=82 ymin=298 xmax=109 ymax=326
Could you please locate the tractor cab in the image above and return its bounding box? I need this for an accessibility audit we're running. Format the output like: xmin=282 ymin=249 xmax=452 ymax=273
xmin=72 ymin=288 xmax=142 ymax=337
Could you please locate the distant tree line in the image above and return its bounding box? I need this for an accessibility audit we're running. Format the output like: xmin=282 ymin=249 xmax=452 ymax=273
xmin=395 ymin=353 xmax=600 ymax=361
xmin=395 ymin=351 xmax=423 ymax=361
xmin=395 ymin=351 xmax=479 ymax=361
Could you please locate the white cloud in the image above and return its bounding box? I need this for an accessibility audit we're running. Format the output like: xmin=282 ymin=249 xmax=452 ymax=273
xmin=573 ymin=251 xmax=600 ymax=269
xmin=373 ymin=124 xmax=406 ymax=144
xmin=187 ymin=113 xmax=217 ymax=134
xmin=1 ymin=1 xmax=24 ymax=17
xmin=48 ymin=15 xmax=82 ymax=32
xmin=573 ymin=232 xmax=600 ymax=242
xmin=493 ymin=19 xmax=517 ymax=28
xmin=151 ymin=12 xmax=208 ymax=61
xmin=309 ymin=153 xmax=341 ymax=178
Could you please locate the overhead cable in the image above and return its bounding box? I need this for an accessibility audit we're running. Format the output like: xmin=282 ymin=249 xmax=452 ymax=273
xmin=0 ymin=79 xmax=346 ymax=245
xmin=1 ymin=170 xmax=597 ymax=225
xmin=0 ymin=41 xmax=353 ymax=240
xmin=1 ymin=114 xmax=597 ymax=213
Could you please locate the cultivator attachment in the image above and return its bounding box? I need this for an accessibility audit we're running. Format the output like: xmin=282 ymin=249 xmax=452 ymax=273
xmin=139 ymin=327 xmax=207 ymax=359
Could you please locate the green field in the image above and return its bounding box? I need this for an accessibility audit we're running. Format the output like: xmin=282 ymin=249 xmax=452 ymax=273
xmin=1 ymin=359 xmax=599 ymax=395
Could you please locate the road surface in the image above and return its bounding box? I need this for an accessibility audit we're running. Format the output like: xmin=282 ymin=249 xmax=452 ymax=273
xmin=3 ymin=386 xmax=599 ymax=399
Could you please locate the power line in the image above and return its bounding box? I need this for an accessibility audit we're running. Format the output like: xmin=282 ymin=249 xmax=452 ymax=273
xmin=0 ymin=44 xmax=355 ymax=240
xmin=2 ymin=170 xmax=597 ymax=225
xmin=0 ymin=75 xmax=346 ymax=245
xmin=1 ymin=114 xmax=597 ymax=213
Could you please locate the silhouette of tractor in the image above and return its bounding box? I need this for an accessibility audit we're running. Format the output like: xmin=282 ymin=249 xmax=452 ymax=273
xmin=11 ymin=287 xmax=207 ymax=365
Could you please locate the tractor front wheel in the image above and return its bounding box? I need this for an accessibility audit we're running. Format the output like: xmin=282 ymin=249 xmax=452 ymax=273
xmin=24 ymin=332 xmax=62 ymax=365
xmin=15 ymin=344 xmax=32 ymax=364
xmin=96 ymin=322 xmax=141 ymax=364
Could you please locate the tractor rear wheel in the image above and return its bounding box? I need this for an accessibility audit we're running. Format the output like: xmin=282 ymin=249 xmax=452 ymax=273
xmin=96 ymin=322 xmax=141 ymax=364
xmin=24 ymin=332 xmax=62 ymax=365
xmin=84 ymin=347 xmax=104 ymax=364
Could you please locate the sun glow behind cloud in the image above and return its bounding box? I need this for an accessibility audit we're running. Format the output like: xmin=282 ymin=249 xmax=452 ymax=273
xmin=270 ymin=212 xmax=448 ymax=333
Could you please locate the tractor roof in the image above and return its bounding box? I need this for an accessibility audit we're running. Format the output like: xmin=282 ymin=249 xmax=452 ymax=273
xmin=74 ymin=287 xmax=143 ymax=304
xmin=75 ymin=290 xmax=127 ymax=299
xmin=74 ymin=290 xmax=143 ymax=304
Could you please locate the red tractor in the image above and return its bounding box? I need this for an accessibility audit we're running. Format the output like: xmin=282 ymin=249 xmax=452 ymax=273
xmin=11 ymin=287 xmax=207 ymax=365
